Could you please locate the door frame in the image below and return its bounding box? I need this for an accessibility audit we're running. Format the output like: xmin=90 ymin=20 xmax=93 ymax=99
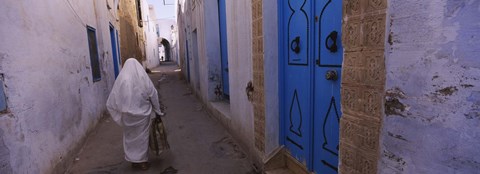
xmin=109 ymin=23 xmax=120 ymax=78
xmin=218 ymin=0 xmax=230 ymax=97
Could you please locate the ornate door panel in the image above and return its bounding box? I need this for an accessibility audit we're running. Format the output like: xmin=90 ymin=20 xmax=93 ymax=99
xmin=313 ymin=0 xmax=343 ymax=173
xmin=282 ymin=0 xmax=313 ymax=163
xmin=281 ymin=0 xmax=343 ymax=173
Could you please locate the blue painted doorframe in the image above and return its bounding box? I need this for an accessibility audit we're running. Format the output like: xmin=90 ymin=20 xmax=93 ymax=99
xmin=109 ymin=24 xmax=120 ymax=78
xmin=279 ymin=0 xmax=343 ymax=173
xmin=218 ymin=0 xmax=230 ymax=96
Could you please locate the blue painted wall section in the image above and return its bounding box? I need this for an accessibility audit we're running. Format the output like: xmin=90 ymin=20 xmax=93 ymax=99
xmin=0 ymin=80 xmax=6 ymax=112
xmin=380 ymin=0 xmax=480 ymax=173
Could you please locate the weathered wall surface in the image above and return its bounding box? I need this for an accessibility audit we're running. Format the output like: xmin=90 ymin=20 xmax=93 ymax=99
xmin=170 ymin=24 xmax=180 ymax=65
xmin=262 ymin=0 xmax=280 ymax=156
xmin=157 ymin=19 xmax=179 ymax=64
xmin=176 ymin=0 xmax=192 ymax=83
xmin=225 ymin=0 xmax=256 ymax=161
xmin=177 ymin=0 xmax=259 ymax=164
xmin=144 ymin=4 xmax=160 ymax=68
xmin=0 ymin=0 xmax=118 ymax=173
xmin=380 ymin=0 xmax=480 ymax=173
xmin=119 ymin=0 xmax=145 ymax=63
xmin=157 ymin=19 xmax=176 ymax=44
xmin=202 ymin=0 xmax=222 ymax=101
xmin=176 ymin=1 xmax=186 ymax=77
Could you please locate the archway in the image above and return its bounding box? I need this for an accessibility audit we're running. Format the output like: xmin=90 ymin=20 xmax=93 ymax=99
xmin=160 ymin=38 xmax=171 ymax=62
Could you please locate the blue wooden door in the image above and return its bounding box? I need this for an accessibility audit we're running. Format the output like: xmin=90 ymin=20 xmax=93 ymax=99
xmin=312 ymin=0 xmax=343 ymax=173
xmin=281 ymin=0 xmax=313 ymax=164
xmin=218 ymin=0 xmax=230 ymax=96
xmin=109 ymin=24 xmax=120 ymax=78
xmin=281 ymin=0 xmax=343 ymax=173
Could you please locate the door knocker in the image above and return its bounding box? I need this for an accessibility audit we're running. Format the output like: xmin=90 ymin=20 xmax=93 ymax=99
xmin=325 ymin=31 xmax=338 ymax=53
xmin=246 ymin=81 xmax=254 ymax=102
xmin=290 ymin=36 xmax=301 ymax=54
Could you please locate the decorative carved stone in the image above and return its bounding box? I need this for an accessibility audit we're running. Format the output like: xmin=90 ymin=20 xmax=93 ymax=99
xmin=363 ymin=89 xmax=383 ymax=119
xmin=364 ymin=14 xmax=386 ymax=49
xmin=365 ymin=51 xmax=386 ymax=86
xmin=341 ymin=87 xmax=359 ymax=115
xmin=340 ymin=0 xmax=387 ymax=173
xmin=345 ymin=0 xmax=362 ymax=17
xmin=365 ymin=0 xmax=387 ymax=13
xmin=343 ymin=18 xmax=363 ymax=52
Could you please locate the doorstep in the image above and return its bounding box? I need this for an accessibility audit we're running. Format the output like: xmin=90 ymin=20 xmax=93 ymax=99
xmin=206 ymin=101 xmax=232 ymax=129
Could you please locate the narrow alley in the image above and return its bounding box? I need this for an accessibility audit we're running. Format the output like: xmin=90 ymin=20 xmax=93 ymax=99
xmin=1 ymin=0 xmax=479 ymax=173
xmin=67 ymin=63 xmax=257 ymax=174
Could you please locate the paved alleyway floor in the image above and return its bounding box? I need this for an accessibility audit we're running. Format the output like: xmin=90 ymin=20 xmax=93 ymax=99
xmin=67 ymin=62 xmax=257 ymax=174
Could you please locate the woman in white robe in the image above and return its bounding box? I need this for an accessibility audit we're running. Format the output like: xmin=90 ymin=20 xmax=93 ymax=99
xmin=106 ymin=58 xmax=164 ymax=170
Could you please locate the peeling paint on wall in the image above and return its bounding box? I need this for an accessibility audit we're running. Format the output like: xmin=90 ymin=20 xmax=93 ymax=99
xmin=380 ymin=0 xmax=480 ymax=173
xmin=0 ymin=129 xmax=13 ymax=174
xmin=0 ymin=0 xmax=117 ymax=173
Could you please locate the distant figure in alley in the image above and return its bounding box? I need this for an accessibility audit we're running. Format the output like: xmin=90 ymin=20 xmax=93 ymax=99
xmin=106 ymin=58 xmax=165 ymax=170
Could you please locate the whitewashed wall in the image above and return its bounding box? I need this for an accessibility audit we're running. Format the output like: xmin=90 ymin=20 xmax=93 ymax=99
xmin=0 ymin=0 xmax=118 ymax=173
xmin=157 ymin=19 xmax=176 ymax=45
xmin=262 ymin=0 xmax=280 ymax=156
xmin=224 ymin=0 xmax=256 ymax=160
xmin=176 ymin=0 xmax=259 ymax=163
xmin=380 ymin=0 xmax=480 ymax=173
xmin=144 ymin=4 xmax=160 ymax=68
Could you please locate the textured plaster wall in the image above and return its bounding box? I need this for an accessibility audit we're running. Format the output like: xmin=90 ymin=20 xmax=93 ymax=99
xmin=119 ymin=0 xmax=145 ymax=63
xmin=145 ymin=5 xmax=160 ymax=68
xmin=177 ymin=0 xmax=222 ymax=102
xmin=176 ymin=0 xmax=187 ymax=78
xmin=380 ymin=0 xmax=480 ymax=173
xmin=225 ymin=0 xmax=257 ymax=162
xmin=157 ymin=19 xmax=176 ymax=44
xmin=0 ymin=0 xmax=117 ymax=173
xmin=192 ymin=0 xmax=209 ymax=100
xmin=202 ymin=0 xmax=222 ymax=101
xmin=262 ymin=0 xmax=279 ymax=155
xmin=177 ymin=0 xmax=258 ymax=164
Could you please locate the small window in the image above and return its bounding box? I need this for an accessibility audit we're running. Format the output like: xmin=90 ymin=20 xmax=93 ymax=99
xmin=0 ymin=79 xmax=7 ymax=112
xmin=87 ymin=26 xmax=101 ymax=82
xmin=136 ymin=0 xmax=143 ymax=27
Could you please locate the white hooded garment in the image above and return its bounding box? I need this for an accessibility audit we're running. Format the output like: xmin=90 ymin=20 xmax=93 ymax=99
xmin=106 ymin=58 xmax=163 ymax=163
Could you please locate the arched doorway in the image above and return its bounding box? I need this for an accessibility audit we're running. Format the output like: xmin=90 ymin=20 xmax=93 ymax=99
xmin=160 ymin=38 xmax=171 ymax=62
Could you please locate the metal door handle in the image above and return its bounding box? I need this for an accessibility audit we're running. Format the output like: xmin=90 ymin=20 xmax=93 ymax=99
xmin=325 ymin=31 xmax=338 ymax=53
xmin=325 ymin=70 xmax=338 ymax=81
xmin=290 ymin=36 xmax=301 ymax=54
